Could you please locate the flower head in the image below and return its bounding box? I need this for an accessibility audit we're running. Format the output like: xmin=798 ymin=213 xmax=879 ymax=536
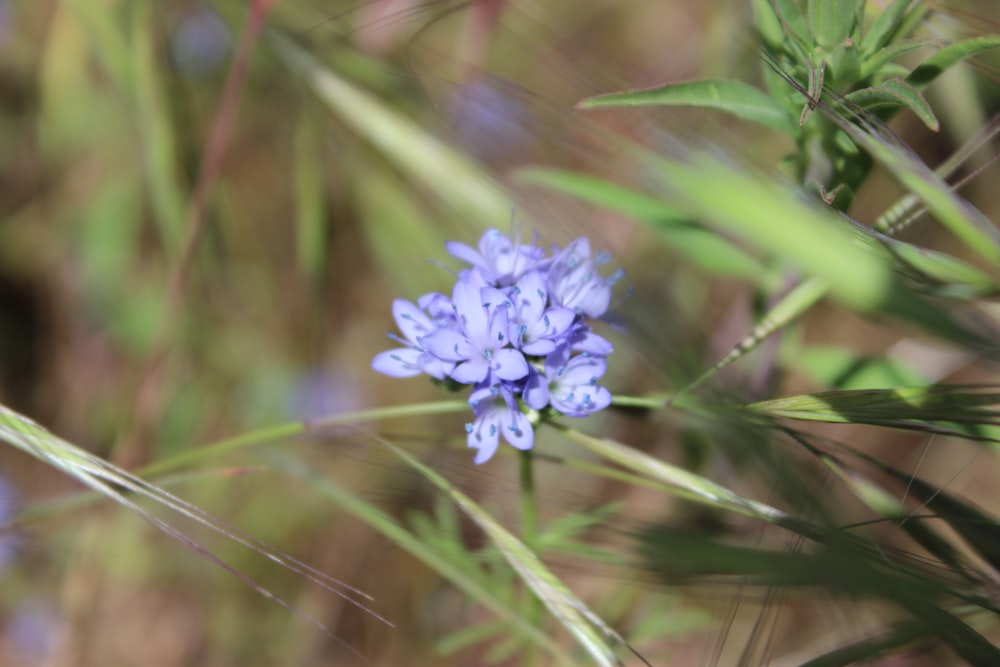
xmin=373 ymin=227 xmax=619 ymax=464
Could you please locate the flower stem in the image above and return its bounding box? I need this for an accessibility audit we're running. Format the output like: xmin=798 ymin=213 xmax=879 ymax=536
xmin=519 ymin=448 xmax=538 ymax=553
xmin=519 ymin=448 xmax=541 ymax=665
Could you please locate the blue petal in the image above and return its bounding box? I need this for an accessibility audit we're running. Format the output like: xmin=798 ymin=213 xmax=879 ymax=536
xmin=371 ymin=348 xmax=424 ymax=378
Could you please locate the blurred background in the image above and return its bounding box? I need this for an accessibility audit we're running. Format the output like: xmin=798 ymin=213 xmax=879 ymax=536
xmin=2 ymin=1 xmax=1000 ymax=665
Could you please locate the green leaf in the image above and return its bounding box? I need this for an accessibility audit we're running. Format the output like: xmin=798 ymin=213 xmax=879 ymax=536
xmin=858 ymin=37 xmax=938 ymax=81
xmin=860 ymin=0 xmax=916 ymax=55
xmin=908 ymin=35 xmax=1000 ymax=88
xmin=794 ymin=345 xmax=926 ymax=390
xmin=767 ymin=0 xmax=812 ymax=46
xmin=516 ymin=168 xmax=769 ymax=281
xmin=842 ymin=78 xmax=939 ymax=131
xmin=557 ymin=425 xmax=803 ymax=529
xmin=748 ymin=385 xmax=1000 ymax=441
xmin=647 ymin=152 xmax=988 ymax=348
xmin=579 ymin=80 xmax=795 ymax=133
xmin=877 ymin=233 xmax=998 ymax=298
xmin=821 ymin=96 xmax=1000 ymax=269
xmin=808 ymin=0 xmax=859 ymax=51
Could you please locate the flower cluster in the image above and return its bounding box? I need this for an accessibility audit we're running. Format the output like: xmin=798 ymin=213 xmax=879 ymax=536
xmin=373 ymin=228 xmax=619 ymax=464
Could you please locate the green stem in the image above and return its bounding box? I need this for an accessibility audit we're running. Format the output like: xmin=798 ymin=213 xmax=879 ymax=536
xmin=610 ymin=393 xmax=673 ymax=410
xmin=142 ymin=399 xmax=469 ymax=476
xmin=519 ymin=448 xmax=538 ymax=553
xmin=519 ymin=447 xmax=541 ymax=666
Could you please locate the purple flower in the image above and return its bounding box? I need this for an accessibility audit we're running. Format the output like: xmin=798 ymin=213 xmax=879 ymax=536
xmin=372 ymin=299 xmax=454 ymax=380
xmin=466 ymin=383 xmax=533 ymax=464
xmin=420 ymin=279 xmax=529 ymax=384
xmin=547 ymin=238 xmax=617 ymax=318
xmin=508 ymin=271 xmax=576 ymax=355
xmin=446 ymin=228 xmax=547 ymax=287
xmin=524 ymin=346 xmax=612 ymax=417
xmin=373 ymin=227 xmax=618 ymax=464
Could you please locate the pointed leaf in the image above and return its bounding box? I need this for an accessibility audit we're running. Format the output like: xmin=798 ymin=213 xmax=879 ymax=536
xmin=859 ymin=37 xmax=938 ymax=80
xmin=580 ymin=80 xmax=795 ymax=133
xmin=860 ymin=0 xmax=917 ymax=54
xmin=908 ymin=35 xmax=1000 ymax=88
xmin=843 ymin=78 xmax=939 ymax=131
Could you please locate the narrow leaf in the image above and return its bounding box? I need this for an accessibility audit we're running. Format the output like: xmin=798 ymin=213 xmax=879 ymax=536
xmin=908 ymin=35 xmax=1000 ymax=88
xmin=843 ymin=78 xmax=939 ymax=131
xmin=579 ymin=80 xmax=795 ymax=133
xmin=860 ymin=0 xmax=916 ymax=54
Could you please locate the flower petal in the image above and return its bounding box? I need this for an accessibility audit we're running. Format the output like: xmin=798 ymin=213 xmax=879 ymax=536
xmin=452 ymin=280 xmax=490 ymax=343
xmin=468 ymin=415 xmax=501 ymax=464
xmin=392 ymin=299 xmax=434 ymax=343
xmin=571 ymin=328 xmax=614 ymax=356
xmin=491 ymin=348 xmax=529 ymax=381
xmin=523 ymin=369 xmax=550 ymax=410
xmin=372 ymin=348 xmax=424 ymax=377
xmin=502 ymin=411 xmax=534 ymax=451
xmin=561 ymin=355 xmax=607 ymax=386
xmin=452 ymin=358 xmax=490 ymax=384
xmin=446 ymin=241 xmax=487 ymax=270
xmin=421 ymin=328 xmax=475 ymax=362
xmin=513 ymin=271 xmax=547 ymax=323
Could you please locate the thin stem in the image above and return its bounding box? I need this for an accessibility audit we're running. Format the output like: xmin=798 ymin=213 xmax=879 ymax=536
xmin=519 ymin=447 xmax=541 ymax=666
xmin=519 ymin=448 xmax=538 ymax=553
xmin=610 ymin=393 xmax=672 ymax=410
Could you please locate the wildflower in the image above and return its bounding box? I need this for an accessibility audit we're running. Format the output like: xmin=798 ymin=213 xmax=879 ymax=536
xmin=524 ymin=345 xmax=612 ymax=417
xmin=373 ymin=227 xmax=619 ymax=463
xmin=466 ymin=383 xmax=533 ymax=464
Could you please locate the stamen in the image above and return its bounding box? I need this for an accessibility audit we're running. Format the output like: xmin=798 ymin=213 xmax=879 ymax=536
xmin=489 ymin=424 xmax=497 ymax=437
xmin=465 ymin=423 xmax=473 ymax=433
